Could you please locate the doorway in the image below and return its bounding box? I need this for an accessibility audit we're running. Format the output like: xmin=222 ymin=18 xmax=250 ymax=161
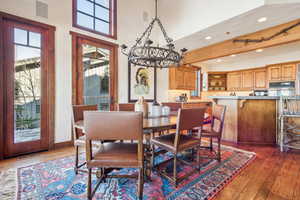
xmin=71 ymin=32 xmax=118 ymax=110
xmin=0 ymin=14 xmax=55 ymax=158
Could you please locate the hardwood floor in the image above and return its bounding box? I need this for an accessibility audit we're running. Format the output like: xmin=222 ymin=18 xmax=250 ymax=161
xmin=215 ymin=144 xmax=300 ymax=200
xmin=0 ymin=144 xmax=299 ymax=200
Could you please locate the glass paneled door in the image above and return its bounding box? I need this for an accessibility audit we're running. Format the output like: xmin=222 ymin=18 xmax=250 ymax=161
xmin=3 ymin=21 xmax=50 ymax=157
xmin=82 ymin=43 xmax=111 ymax=110
xmin=72 ymin=34 xmax=118 ymax=110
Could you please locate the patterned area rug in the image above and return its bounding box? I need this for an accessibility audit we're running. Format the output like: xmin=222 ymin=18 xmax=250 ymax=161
xmin=4 ymin=145 xmax=255 ymax=200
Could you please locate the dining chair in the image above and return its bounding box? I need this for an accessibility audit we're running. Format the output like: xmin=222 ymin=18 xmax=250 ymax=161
xmin=151 ymin=108 xmax=206 ymax=187
xmin=118 ymin=103 xmax=135 ymax=111
xmin=199 ymin=104 xmax=226 ymax=162
xmin=72 ymin=104 xmax=100 ymax=174
xmin=84 ymin=111 xmax=144 ymax=200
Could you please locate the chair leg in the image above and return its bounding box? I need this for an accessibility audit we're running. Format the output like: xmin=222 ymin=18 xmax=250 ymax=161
xmin=151 ymin=145 xmax=155 ymax=169
xmin=87 ymin=168 xmax=92 ymax=200
xmin=210 ymin=137 xmax=213 ymax=152
xmin=75 ymin=146 xmax=79 ymax=174
xmin=173 ymin=154 xmax=178 ymax=187
xmin=137 ymin=168 xmax=144 ymax=200
xmin=197 ymin=146 xmax=201 ymax=171
xmin=217 ymin=138 xmax=221 ymax=162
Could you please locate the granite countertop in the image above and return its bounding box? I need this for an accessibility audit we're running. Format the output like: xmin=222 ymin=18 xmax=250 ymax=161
xmin=164 ymin=101 xmax=212 ymax=103
xmin=208 ymin=96 xmax=280 ymax=100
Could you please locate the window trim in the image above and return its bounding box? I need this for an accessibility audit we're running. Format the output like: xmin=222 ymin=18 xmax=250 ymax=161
xmin=72 ymin=0 xmax=117 ymax=40
xmin=70 ymin=31 xmax=119 ymax=110
xmin=190 ymin=69 xmax=202 ymax=99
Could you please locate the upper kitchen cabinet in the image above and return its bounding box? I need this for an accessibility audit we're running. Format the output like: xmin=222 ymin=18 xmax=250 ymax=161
xmin=241 ymin=70 xmax=254 ymax=90
xmin=268 ymin=63 xmax=296 ymax=82
xmin=268 ymin=65 xmax=282 ymax=82
xmin=282 ymin=63 xmax=296 ymax=81
xmin=253 ymin=68 xmax=268 ymax=89
xmin=227 ymin=72 xmax=242 ymax=91
xmin=169 ymin=66 xmax=197 ymax=90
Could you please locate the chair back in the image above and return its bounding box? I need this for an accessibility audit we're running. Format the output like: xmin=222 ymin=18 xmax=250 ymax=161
xmin=162 ymin=102 xmax=181 ymax=112
xmin=84 ymin=111 xmax=143 ymax=141
xmin=84 ymin=111 xmax=144 ymax=165
xmin=174 ymin=108 xmax=206 ymax=148
xmin=118 ymin=103 xmax=135 ymax=111
xmin=72 ymin=105 xmax=98 ymax=139
xmin=211 ymin=104 xmax=226 ymax=135
xmin=72 ymin=104 xmax=98 ymax=122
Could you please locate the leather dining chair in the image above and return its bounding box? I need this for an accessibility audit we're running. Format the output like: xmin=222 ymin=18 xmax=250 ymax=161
xmin=118 ymin=103 xmax=135 ymax=111
xmin=199 ymin=104 xmax=226 ymax=162
xmin=151 ymin=108 xmax=206 ymax=187
xmin=84 ymin=111 xmax=144 ymax=200
xmin=72 ymin=104 xmax=100 ymax=174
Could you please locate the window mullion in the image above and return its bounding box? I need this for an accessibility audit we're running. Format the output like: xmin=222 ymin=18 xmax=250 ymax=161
xmin=75 ymin=0 xmax=115 ymax=38
xmin=93 ymin=2 xmax=96 ymax=30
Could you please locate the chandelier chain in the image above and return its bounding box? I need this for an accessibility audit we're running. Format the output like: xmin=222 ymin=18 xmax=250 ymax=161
xmin=121 ymin=0 xmax=186 ymax=68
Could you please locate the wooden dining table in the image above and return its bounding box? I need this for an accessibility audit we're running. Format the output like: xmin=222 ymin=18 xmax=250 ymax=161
xmin=74 ymin=115 xmax=178 ymax=133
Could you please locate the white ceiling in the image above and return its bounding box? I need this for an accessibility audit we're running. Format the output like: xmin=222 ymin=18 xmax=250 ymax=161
xmin=194 ymin=40 xmax=300 ymax=70
xmin=173 ymin=3 xmax=300 ymax=53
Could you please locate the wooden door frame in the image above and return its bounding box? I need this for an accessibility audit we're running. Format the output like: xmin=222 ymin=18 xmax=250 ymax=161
xmin=70 ymin=31 xmax=118 ymax=110
xmin=0 ymin=12 xmax=56 ymax=159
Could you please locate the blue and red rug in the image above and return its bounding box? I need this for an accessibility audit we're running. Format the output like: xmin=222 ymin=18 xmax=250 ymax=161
xmin=14 ymin=145 xmax=255 ymax=200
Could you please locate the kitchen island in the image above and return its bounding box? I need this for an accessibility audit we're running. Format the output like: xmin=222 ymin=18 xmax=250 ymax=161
xmin=209 ymin=96 xmax=279 ymax=145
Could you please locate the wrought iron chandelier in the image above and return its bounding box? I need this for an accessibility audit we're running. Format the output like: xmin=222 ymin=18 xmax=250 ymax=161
xmin=121 ymin=0 xmax=187 ymax=68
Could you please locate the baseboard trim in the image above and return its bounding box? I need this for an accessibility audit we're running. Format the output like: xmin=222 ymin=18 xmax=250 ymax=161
xmin=54 ymin=141 xmax=73 ymax=149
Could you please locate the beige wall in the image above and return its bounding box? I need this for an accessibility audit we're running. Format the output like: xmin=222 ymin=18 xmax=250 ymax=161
xmin=0 ymin=0 xmax=157 ymax=143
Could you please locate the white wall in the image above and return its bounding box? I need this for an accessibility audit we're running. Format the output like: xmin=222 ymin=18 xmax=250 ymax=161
xmin=157 ymin=0 xmax=265 ymax=43
xmin=0 ymin=0 xmax=157 ymax=143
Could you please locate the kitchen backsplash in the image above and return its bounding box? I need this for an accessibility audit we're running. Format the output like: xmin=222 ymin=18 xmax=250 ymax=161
xmin=167 ymin=90 xmax=252 ymax=102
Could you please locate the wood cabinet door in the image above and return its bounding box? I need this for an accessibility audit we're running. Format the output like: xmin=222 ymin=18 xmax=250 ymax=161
xmin=169 ymin=67 xmax=184 ymax=89
xmin=281 ymin=63 xmax=296 ymax=81
xmin=268 ymin=65 xmax=281 ymax=82
xmin=254 ymin=69 xmax=267 ymax=89
xmin=184 ymin=70 xmax=196 ymax=90
xmin=227 ymin=72 xmax=241 ymax=90
xmin=175 ymin=68 xmax=186 ymax=89
xmin=242 ymin=71 xmax=254 ymax=90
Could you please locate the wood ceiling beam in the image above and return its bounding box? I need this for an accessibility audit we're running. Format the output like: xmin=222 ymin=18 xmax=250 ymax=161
xmin=183 ymin=19 xmax=300 ymax=64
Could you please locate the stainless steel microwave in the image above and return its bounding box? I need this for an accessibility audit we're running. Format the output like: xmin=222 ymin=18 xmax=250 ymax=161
xmin=268 ymin=81 xmax=295 ymax=96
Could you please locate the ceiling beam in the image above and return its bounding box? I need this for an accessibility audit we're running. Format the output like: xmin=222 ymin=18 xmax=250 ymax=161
xmin=183 ymin=19 xmax=300 ymax=64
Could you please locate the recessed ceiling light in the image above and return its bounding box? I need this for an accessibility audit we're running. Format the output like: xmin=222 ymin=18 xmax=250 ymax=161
xmin=231 ymin=54 xmax=236 ymax=57
xmin=205 ymin=36 xmax=212 ymax=40
xmin=257 ymin=17 xmax=267 ymax=23
xmin=216 ymin=59 xmax=222 ymax=63
xmin=256 ymin=49 xmax=263 ymax=53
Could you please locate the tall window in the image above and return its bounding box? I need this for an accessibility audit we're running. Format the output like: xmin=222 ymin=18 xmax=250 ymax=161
xmin=73 ymin=0 xmax=116 ymax=39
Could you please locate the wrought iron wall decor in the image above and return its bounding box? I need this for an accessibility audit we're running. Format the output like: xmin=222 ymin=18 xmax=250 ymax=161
xmin=121 ymin=0 xmax=187 ymax=69
xmin=233 ymin=21 xmax=300 ymax=45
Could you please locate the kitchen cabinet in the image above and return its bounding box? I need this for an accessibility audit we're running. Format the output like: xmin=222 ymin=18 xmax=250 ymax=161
xmin=242 ymin=71 xmax=254 ymax=90
xmin=227 ymin=72 xmax=241 ymax=90
xmin=254 ymin=68 xmax=267 ymax=89
xmin=184 ymin=70 xmax=197 ymax=90
xmin=268 ymin=65 xmax=282 ymax=82
xmin=268 ymin=63 xmax=296 ymax=82
xmin=282 ymin=63 xmax=296 ymax=81
xmin=169 ymin=66 xmax=197 ymax=90
xmin=229 ymin=69 xmax=267 ymax=91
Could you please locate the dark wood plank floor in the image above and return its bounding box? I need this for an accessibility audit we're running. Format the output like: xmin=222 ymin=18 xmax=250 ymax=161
xmin=0 ymin=144 xmax=299 ymax=200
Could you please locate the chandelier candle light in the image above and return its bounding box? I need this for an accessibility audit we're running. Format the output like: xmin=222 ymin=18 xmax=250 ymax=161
xmin=121 ymin=0 xmax=187 ymax=69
